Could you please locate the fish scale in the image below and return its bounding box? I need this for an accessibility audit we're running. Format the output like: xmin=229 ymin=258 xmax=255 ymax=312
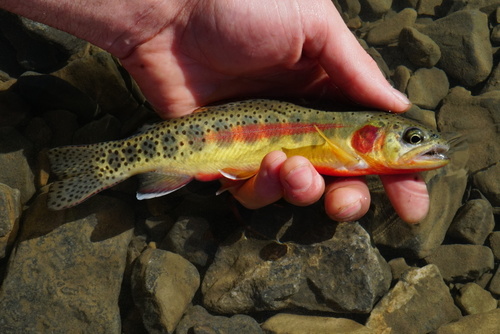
xmin=46 ymin=99 xmax=450 ymax=210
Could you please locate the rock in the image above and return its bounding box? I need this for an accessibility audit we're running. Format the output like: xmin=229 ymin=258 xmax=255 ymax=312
xmin=366 ymin=8 xmax=418 ymax=46
xmin=366 ymin=142 xmax=469 ymax=258
xmin=431 ymin=309 xmax=500 ymax=334
xmin=416 ymin=0 xmax=444 ymax=16
xmin=419 ymin=10 xmax=493 ymax=86
xmin=491 ymin=25 xmax=500 ymax=44
xmin=261 ymin=313 xmax=375 ymax=334
xmin=0 ymin=127 xmax=35 ymax=204
xmin=0 ymin=89 xmax=31 ymax=127
xmin=160 ymin=216 xmax=217 ymax=268
xmin=423 ymin=245 xmax=494 ymax=282
xmin=399 ymin=27 xmax=441 ymax=67
xmin=489 ymin=266 xmax=500 ymax=295
xmin=0 ymin=193 xmax=135 ymax=333
xmin=42 ymin=109 xmax=79 ymax=146
xmin=487 ymin=232 xmax=500 ymax=261
xmin=447 ymin=199 xmax=495 ymax=244
xmin=143 ymin=215 xmax=174 ymax=244
xmin=473 ymin=163 xmax=500 ymax=207
xmin=391 ymin=65 xmax=411 ymax=92
xmin=51 ymin=51 xmax=141 ymax=116
xmin=437 ymin=87 xmax=500 ymax=174
xmin=22 ymin=117 xmax=52 ymax=152
xmin=337 ymin=0 xmax=362 ymax=19
xmin=482 ymin=62 xmax=500 ymax=93
xmin=175 ymin=305 xmax=262 ymax=334
xmin=446 ymin=0 xmax=500 ymax=16
xmin=388 ymin=257 xmax=412 ymax=281
xmin=359 ymin=0 xmax=392 ymax=19
xmin=366 ymin=265 xmax=462 ymax=334
xmin=406 ymin=67 xmax=449 ymax=109
xmin=132 ymin=248 xmax=200 ymax=334
xmin=73 ymin=113 xmax=122 ymax=145
xmin=0 ymin=183 xmax=21 ymax=259
xmin=202 ymin=222 xmax=391 ymax=314
xmin=455 ymin=282 xmax=497 ymax=315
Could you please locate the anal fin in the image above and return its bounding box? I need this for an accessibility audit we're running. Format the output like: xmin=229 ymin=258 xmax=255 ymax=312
xmin=219 ymin=168 xmax=257 ymax=180
xmin=137 ymin=171 xmax=193 ymax=200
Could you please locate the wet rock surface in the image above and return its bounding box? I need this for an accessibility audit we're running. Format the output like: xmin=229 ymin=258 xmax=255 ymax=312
xmin=0 ymin=2 xmax=499 ymax=333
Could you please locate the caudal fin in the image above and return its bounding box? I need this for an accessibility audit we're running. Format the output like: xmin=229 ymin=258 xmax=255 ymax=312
xmin=47 ymin=145 xmax=128 ymax=210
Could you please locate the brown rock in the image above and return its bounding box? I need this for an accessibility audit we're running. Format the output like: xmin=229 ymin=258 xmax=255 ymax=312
xmin=132 ymin=248 xmax=200 ymax=334
xmin=366 ymin=8 xmax=417 ymax=46
xmin=473 ymin=163 xmax=500 ymax=207
xmin=489 ymin=266 xmax=500 ymax=295
xmin=391 ymin=65 xmax=411 ymax=92
xmin=0 ymin=183 xmax=21 ymax=259
xmin=416 ymin=0 xmax=444 ymax=16
xmin=419 ymin=10 xmax=493 ymax=86
xmin=424 ymin=245 xmax=494 ymax=282
xmin=366 ymin=265 xmax=462 ymax=334
xmin=261 ymin=313 xmax=375 ymax=334
xmin=406 ymin=67 xmax=449 ymax=109
xmin=0 ymin=193 xmax=135 ymax=333
xmin=431 ymin=309 xmax=500 ymax=334
xmin=399 ymin=27 xmax=441 ymax=67
xmin=487 ymin=232 xmax=500 ymax=261
xmin=447 ymin=199 xmax=495 ymax=245
xmin=455 ymin=283 xmax=497 ymax=315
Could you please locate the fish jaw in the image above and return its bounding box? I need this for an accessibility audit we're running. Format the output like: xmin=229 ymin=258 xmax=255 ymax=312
xmin=398 ymin=142 xmax=450 ymax=170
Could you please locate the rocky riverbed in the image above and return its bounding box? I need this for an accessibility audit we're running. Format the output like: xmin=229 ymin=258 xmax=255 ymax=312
xmin=0 ymin=1 xmax=499 ymax=333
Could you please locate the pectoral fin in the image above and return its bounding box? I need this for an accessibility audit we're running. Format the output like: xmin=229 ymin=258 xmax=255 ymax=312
xmin=313 ymin=125 xmax=359 ymax=166
xmin=137 ymin=171 xmax=193 ymax=200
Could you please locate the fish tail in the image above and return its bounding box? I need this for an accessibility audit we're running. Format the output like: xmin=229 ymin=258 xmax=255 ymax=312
xmin=46 ymin=144 xmax=127 ymax=210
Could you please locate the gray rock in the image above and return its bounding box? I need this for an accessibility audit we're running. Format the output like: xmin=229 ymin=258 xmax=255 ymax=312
xmin=202 ymin=222 xmax=391 ymax=314
xmin=491 ymin=24 xmax=500 ymax=44
xmin=431 ymin=309 xmax=500 ymax=334
xmin=437 ymin=87 xmax=500 ymax=174
xmin=487 ymin=232 xmax=500 ymax=261
xmin=160 ymin=216 xmax=217 ymax=268
xmin=446 ymin=0 xmax=500 ymax=16
xmin=424 ymin=245 xmax=494 ymax=282
xmin=455 ymin=282 xmax=497 ymax=315
xmin=447 ymin=199 xmax=495 ymax=245
xmin=482 ymin=62 xmax=500 ymax=93
xmin=399 ymin=27 xmax=441 ymax=67
xmin=406 ymin=67 xmax=449 ymax=109
xmin=366 ymin=8 xmax=417 ymax=46
xmin=0 ymin=127 xmax=35 ymax=204
xmin=416 ymin=0 xmax=444 ymax=16
xmin=366 ymin=265 xmax=462 ymax=334
xmin=261 ymin=313 xmax=375 ymax=334
xmin=175 ymin=305 xmax=262 ymax=334
xmin=419 ymin=10 xmax=493 ymax=86
xmin=0 ymin=183 xmax=21 ymax=259
xmin=388 ymin=257 xmax=412 ymax=281
xmin=132 ymin=248 xmax=200 ymax=334
xmin=0 ymin=193 xmax=135 ymax=333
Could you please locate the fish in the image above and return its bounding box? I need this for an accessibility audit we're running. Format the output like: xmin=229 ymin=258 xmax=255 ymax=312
xmin=46 ymin=99 xmax=450 ymax=210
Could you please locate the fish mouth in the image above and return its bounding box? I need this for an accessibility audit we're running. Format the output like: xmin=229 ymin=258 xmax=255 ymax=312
xmin=400 ymin=143 xmax=450 ymax=167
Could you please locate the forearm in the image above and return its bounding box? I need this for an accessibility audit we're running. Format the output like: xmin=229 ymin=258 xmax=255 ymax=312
xmin=0 ymin=0 xmax=185 ymax=57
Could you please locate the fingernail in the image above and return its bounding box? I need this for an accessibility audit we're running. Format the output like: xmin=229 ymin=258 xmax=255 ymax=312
xmin=392 ymin=88 xmax=411 ymax=106
xmin=284 ymin=164 xmax=313 ymax=193
xmin=336 ymin=199 xmax=362 ymax=222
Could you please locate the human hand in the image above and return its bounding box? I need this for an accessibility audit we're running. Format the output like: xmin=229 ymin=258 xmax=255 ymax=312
xmin=116 ymin=0 xmax=426 ymax=223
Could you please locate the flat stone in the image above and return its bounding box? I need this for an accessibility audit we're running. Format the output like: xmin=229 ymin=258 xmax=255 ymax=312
xmin=0 ymin=183 xmax=21 ymax=259
xmin=437 ymin=87 xmax=500 ymax=174
xmin=399 ymin=27 xmax=441 ymax=67
xmin=261 ymin=313 xmax=375 ymax=334
xmin=202 ymin=222 xmax=391 ymax=314
xmin=0 ymin=193 xmax=135 ymax=333
xmin=175 ymin=305 xmax=262 ymax=334
xmin=366 ymin=8 xmax=417 ymax=46
xmin=366 ymin=265 xmax=462 ymax=334
xmin=0 ymin=127 xmax=35 ymax=204
xmin=424 ymin=245 xmax=494 ymax=282
xmin=455 ymin=282 xmax=497 ymax=315
xmin=419 ymin=10 xmax=493 ymax=86
xmin=132 ymin=248 xmax=200 ymax=334
xmin=431 ymin=309 xmax=500 ymax=334
xmin=406 ymin=67 xmax=449 ymax=109
xmin=447 ymin=199 xmax=495 ymax=244
xmin=487 ymin=232 xmax=500 ymax=260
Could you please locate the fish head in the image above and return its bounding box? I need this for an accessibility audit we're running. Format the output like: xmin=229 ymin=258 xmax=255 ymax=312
xmin=351 ymin=115 xmax=450 ymax=173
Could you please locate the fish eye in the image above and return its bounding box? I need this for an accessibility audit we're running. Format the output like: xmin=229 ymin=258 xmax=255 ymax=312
xmin=403 ymin=128 xmax=425 ymax=145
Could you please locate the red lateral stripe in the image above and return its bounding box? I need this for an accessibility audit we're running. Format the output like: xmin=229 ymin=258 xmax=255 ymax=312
xmin=208 ymin=123 xmax=345 ymax=143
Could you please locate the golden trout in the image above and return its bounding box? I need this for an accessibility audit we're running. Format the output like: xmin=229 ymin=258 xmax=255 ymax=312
xmin=47 ymin=99 xmax=449 ymax=210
